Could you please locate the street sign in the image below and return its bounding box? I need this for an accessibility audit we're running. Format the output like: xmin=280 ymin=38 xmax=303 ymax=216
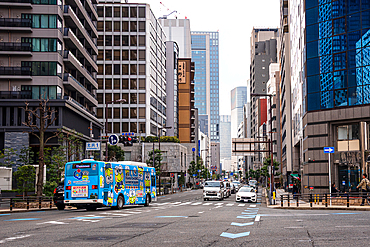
xmin=198 ymin=170 xmax=201 ymax=172
xmin=170 ymin=173 xmax=174 ymax=177
xmin=192 ymin=148 xmax=195 ymax=152
xmin=86 ymin=142 xmax=100 ymax=151
xmin=108 ymin=134 xmax=119 ymax=145
xmin=193 ymin=174 xmax=197 ymax=177
xmin=323 ymin=147 xmax=334 ymax=153
xmin=122 ymin=132 xmax=135 ymax=136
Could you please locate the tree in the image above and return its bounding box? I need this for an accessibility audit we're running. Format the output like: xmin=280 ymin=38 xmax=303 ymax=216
xmin=57 ymin=130 xmax=83 ymax=162
xmin=108 ymin=145 xmax=125 ymax=161
xmin=14 ymin=165 xmax=36 ymax=199
xmin=17 ymin=147 xmax=34 ymax=167
xmin=2 ymin=148 xmax=17 ymax=167
xmin=22 ymin=99 xmax=59 ymax=196
xmin=43 ymin=145 xmax=67 ymax=196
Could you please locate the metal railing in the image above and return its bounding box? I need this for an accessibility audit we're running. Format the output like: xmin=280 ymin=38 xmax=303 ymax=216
xmin=63 ymin=73 xmax=97 ymax=99
xmin=0 ymin=196 xmax=54 ymax=212
xmin=0 ymin=18 xmax=31 ymax=27
xmin=0 ymin=0 xmax=31 ymax=3
xmin=0 ymin=42 xmax=31 ymax=51
xmin=280 ymin=192 xmax=370 ymax=208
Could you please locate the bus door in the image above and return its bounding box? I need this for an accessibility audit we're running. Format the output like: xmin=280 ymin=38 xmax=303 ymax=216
xmin=151 ymin=170 xmax=157 ymax=201
xmin=103 ymin=163 xmax=114 ymax=206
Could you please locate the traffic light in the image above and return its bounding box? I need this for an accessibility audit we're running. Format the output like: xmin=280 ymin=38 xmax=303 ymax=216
xmin=126 ymin=136 xmax=133 ymax=146
xmin=132 ymin=136 xmax=138 ymax=143
xmin=119 ymin=135 xmax=133 ymax=146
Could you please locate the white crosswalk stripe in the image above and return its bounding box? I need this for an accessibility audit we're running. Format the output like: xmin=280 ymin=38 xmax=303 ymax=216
xmin=226 ymin=203 xmax=234 ymax=206
xmin=238 ymin=204 xmax=246 ymax=207
xmin=191 ymin=202 xmax=202 ymax=205
xmin=203 ymin=203 xmax=212 ymax=205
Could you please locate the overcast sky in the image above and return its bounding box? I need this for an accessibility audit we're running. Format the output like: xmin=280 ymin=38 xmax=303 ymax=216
xmin=142 ymin=0 xmax=280 ymax=115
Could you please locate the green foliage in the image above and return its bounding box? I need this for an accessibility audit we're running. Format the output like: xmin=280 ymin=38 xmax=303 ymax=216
xmin=143 ymin=136 xmax=180 ymax=143
xmin=178 ymin=174 xmax=185 ymax=186
xmin=108 ymin=145 xmax=125 ymax=161
xmin=249 ymin=169 xmax=261 ymax=180
xmin=17 ymin=147 xmax=34 ymax=166
xmin=14 ymin=165 xmax=36 ymax=197
xmin=2 ymin=148 xmax=17 ymax=167
xmin=146 ymin=149 xmax=162 ymax=176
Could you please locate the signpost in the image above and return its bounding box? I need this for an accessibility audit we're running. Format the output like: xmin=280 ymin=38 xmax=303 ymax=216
xmin=108 ymin=134 xmax=119 ymax=146
xmin=324 ymin=146 xmax=334 ymax=206
xmin=86 ymin=142 xmax=100 ymax=151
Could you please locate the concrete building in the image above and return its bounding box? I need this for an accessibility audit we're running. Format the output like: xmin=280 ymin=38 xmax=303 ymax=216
xmin=249 ymin=28 xmax=278 ymax=167
xmin=220 ymin=115 xmax=231 ymax=160
xmin=266 ymin=63 xmax=281 ymax=164
xmin=0 ymin=0 xmax=102 ymax=166
xmin=158 ymin=18 xmax=191 ymax=58
xmin=191 ymin=31 xmax=219 ymax=142
xmin=210 ymin=142 xmax=220 ymax=175
xmin=165 ymin=41 xmax=179 ymax=138
xmin=96 ymin=1 xmax=166 ymax=138
xmin=290 ymin=0 xmax=370 ymax=193
xmin=231 ymin=86 xmax=248 ymax=138
xmin=279 ymin=0 xmax=294 ymax=189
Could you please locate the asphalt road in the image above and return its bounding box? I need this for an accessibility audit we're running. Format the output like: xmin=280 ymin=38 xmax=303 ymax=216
xmin=1 ymin=189 xmax=370 ymax=246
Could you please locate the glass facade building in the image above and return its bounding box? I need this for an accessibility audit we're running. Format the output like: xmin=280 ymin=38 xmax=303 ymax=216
xmin=191 ymin=31 xmax=219 ymax=142
xmin=305 ymin=0 xmax=370 ymax=112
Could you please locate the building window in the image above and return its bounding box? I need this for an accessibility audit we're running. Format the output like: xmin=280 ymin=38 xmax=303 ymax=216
xmin=23 ymin=14 xmax=61 ymax=29
xmin=29 ymin=61 xmax=62 ymax=77
xmin=26 ymin=85 xmax=62 ymax=99
xmin=337 ymin=124 xmax=360 ymax=151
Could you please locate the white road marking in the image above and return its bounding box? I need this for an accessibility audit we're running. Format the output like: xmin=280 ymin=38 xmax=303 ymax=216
xmin=215 ymin=203 xmax=223 ymax=206
xmin=82 ymin=220 xmax=100 ymax=222
xmin=191 ymin=202 xmax=202 ymax=205
xmin=112 ymin=214 xmax=131 ymax=216
xmin=0 ymin=235 xmax=31 ymax=244
xmin=255 ymin=215 xmax=261 ymax=222
xmin=284 ymin=227 xmax=304 ymax=229
xmin=249 ymin=205 xmax=257 ymax=207
xmin=203 ymin=203 xmax=212 ymax=205
xmin=238 ymin=204 xmax=246 ymax=207
xmin=123 ymin=211 xmax=141 ymax=214
xmin=37 ymin=221 xmax=68 ymax=225
xmin=171 ymin=202 xmax=182 ymax=204
xmin=99 ymin=212 xmax=113 ymax=215
xmin=226 ymin=203 xmax=234 ymax=206
xmin=198 ymin=211 xmax=204 ymax=214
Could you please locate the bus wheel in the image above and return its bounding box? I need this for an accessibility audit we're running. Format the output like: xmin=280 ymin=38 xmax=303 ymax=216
xmin=117 ymin=195 xmax=124 ymax=210
xmin=144 ymin=194 xmax=150 ymax=207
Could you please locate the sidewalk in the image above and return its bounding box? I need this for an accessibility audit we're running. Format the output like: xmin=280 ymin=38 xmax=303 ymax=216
xmin=265 ymin=188 xmax=370 ymax=211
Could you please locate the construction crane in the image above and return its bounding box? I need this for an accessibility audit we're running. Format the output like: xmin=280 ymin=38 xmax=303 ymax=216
xmin=159 ymin=1 xmax=178 ymax=19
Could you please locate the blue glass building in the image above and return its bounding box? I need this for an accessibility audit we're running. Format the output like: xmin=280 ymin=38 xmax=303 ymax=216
xmin=305 ymin=0 xmax=370 ymax=112
xmin=191 ymin=31 xmax=219 ymax=142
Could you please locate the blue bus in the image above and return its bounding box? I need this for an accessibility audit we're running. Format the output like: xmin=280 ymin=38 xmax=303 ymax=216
xmin=63 ymin=159 xmax=156 ymax=210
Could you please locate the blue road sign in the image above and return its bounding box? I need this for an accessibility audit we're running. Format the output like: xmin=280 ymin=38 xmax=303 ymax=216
xmin=108 ymin=134 xmax=119 ymax=145
xmin=323 ymin=147 xmax=334 ymax=153
xmin=192 ymin=148 xmax=195 ymax=152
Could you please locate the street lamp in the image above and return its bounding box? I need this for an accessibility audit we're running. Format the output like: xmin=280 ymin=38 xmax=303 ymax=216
xmin=105 ymin=98 xmax=126 ymax=161
xmin=251 ymin=93 xmax=274 ymax=204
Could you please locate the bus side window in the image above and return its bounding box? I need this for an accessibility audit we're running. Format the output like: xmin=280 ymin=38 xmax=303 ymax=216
xmin=151 ymin=175 xmax=155 ymax=186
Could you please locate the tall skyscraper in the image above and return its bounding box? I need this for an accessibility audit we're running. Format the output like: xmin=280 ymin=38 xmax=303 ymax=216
xmin=165 ymin=41 xmax=179 ymax=137
xmin=279 ymin=0 xmax=294 ymax=188
xmin=220 ymin=115 xmax=231 ymax=160
xmin=191 ymin=31 xmax=219 ymax=142
xmin=159 ymin=19 xmax=192 ymax=58
xmin=97 ymin=1 xmax=167 ymax=138
xmin=231 ymin=86 xmax=248 ymax=138
xmin=291 ymin=0 xmax=370 ymax=193
xmin=249 ymin=28 xmax=278 ymax=166
xmin=0 ymin=0 xmax=102 ymax=162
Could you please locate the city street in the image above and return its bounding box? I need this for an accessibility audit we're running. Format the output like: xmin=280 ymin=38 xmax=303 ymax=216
xmin=1 ymin=189 xmax=370 ymax=246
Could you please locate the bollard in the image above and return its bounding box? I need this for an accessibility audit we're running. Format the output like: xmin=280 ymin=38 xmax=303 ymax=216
xmin=10 ymin=198 xmax=13 ymax=212
xmin=347 ymin=193 xmax=349 ymax=208
xmin=310 ymin=194 xmax=313 ymax=207
xmin=281 ymin=195 xmax=283 ymax=207
xmin=50 ymin=199 xmax=52 ymax=209
xmin=325 ymin=193 xmax=328 ymax=207
xmin=27 ymin=197 xmax=29 ymax=210
xmin=288 ymin=194 xmax=290 ymax=207
xmin=39 ymin=197 xmax=42 ymax=209
xmin=297 ymin=194 xmax=299 ymax=207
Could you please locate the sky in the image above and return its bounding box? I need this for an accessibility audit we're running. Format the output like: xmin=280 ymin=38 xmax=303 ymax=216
xmin=141 ymin=0 xmax=280 ymax=115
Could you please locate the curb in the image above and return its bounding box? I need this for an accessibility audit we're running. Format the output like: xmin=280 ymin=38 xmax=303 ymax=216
xmin=0 ymin=207 xmax=57 ymax=214
xmin=267 ymin=205 xmax=370 ymax=211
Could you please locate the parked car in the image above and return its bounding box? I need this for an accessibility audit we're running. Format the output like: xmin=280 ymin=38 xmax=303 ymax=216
xmin=53 ymin=182 xmax=65 ymax=210
xmin=236 ymin=186 xmax=257 ymax=203
xmin=203 ymin=181 xmax=224 ymax=201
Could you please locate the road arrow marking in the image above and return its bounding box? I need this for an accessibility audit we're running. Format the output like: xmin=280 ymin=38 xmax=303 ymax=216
xmin=231 ymin=222 xmax=254 ymax=226
xmin=237 ymin=215 xmax=256 ymax=219
xmin=220 ymin=231 xmax=250 ymax=239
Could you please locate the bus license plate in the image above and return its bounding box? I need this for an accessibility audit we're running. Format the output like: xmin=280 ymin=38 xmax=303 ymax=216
xmin=72 ymin=186 xmax=88 ymax=197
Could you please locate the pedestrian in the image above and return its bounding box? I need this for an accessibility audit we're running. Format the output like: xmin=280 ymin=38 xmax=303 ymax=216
xmin=331 ymin=183 xmax=338 ymax=196
xmin=356 ymin=174 xmax=370 ymax=206
xmin=293 ymin=183 xmax=298 ymax=200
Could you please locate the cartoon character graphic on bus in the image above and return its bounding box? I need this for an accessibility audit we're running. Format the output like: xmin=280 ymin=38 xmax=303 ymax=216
xmin=151 ymin=187 xmax=156 ymax=198
xmin=82 ymin=171 xmax=89 ymax=181
xmin=139 ymin=181 xmax=144 ymax=191
xmin=126 ymin=189 xmax=137 ymax=205
xmin=100 ymin=175 xmax=104 ymax=188
xmin=114 ymin=165 xmax=124 ymax=193
xmin=105 ymin=167 xmax=113 ymax=185
xmin=107 ymin=191 xmax=113 ymax=206
xmin=144 ymin=172 xmax=151 ymax=188
xmin=138 ymin=166 xmax=144 ymax=180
